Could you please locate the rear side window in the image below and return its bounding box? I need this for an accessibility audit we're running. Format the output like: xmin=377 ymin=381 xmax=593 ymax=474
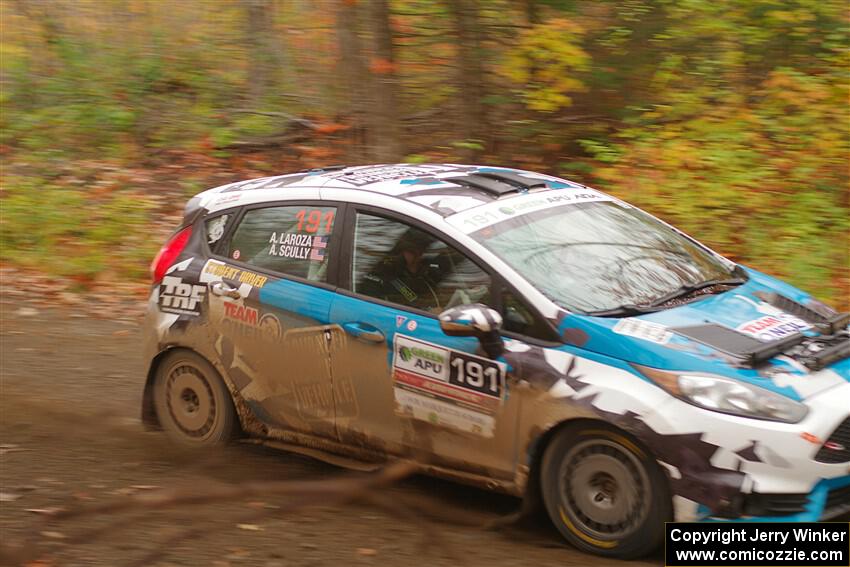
xmin=204 ymin=213 xmax=232 ymax=255
xmin=227 ymin=205 xmax=336 ymax=282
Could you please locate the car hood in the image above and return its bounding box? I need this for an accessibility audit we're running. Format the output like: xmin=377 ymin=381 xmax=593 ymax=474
xmin=557 ymin=267 xmax=850 ymax=402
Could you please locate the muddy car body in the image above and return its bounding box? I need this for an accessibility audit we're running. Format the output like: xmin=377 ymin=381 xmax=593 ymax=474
xmin=142 ymin=164 xmax=850 ymax=558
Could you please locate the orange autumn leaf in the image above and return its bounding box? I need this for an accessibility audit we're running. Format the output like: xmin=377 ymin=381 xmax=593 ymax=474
xmin=314 ymin=122 xmax=349 ymax=134
xmin=369 ymin=57 xmax=396 ymax=75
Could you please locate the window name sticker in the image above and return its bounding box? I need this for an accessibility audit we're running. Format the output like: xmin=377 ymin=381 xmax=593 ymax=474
xmin=446 ymin=189 xmax=613 ymax=234
xmin=268 ymin=232 xmax=329 ymax=261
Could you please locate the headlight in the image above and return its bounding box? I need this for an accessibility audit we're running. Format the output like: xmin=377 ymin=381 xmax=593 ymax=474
xmin=637 ymin=366 xmax=808 ymax=423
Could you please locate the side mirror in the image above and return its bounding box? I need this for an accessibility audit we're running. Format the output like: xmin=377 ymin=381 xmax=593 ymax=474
xmin=439 ymin=303 xmax=504 ymax=359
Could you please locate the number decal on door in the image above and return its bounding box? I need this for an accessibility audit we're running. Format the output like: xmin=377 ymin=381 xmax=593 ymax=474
xmin=449 ymin=353 xmax=502 ymax=398
xmin=392 ymin=334 xmax=507 ymax=437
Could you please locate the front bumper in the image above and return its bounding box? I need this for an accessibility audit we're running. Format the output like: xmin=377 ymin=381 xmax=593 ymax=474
xmin=647 ymin=379 xmax=850 ymax=522
xmin=697 ymin=475 xmax=850 ymax=522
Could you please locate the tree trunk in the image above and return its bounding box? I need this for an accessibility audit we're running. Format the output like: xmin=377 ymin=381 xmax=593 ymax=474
xmin=335 ymin=0 xmax=369 ymax=162
xmin=448 ymin=0 xmax=486 ymax=157
xmin=243 ymin=0 xmax=278 ymax=105
xmin=368 ymin=0 xmax=403 ymax=162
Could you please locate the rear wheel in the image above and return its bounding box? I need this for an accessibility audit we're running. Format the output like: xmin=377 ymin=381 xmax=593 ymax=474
xmin=540 ymin=423 xmax=670 ymax=558
xmin=153 ymin=350 xmax=239 ymax=447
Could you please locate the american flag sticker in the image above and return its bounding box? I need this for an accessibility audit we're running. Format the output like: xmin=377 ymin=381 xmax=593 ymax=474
xmin=309 ymin=235 xmax=328 ymax=261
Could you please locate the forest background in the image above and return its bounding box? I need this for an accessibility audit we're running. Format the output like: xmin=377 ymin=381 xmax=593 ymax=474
xmin=1 ymin=0 xmax=847 ymax=308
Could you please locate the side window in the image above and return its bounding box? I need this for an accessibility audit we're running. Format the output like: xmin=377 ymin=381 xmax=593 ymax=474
xmin=352 ymin=213 xmax=491 ymax=313
xmin=204 ymin=213 xmax=232 ymax=255
xmin=227 ymin=205 xmax=336 ymax=282
xmin=501 ymin=287 xmax=555 ymax=341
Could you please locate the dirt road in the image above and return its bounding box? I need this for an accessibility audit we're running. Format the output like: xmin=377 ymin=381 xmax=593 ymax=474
xmin=0 ymin=292 xmax=657 ymax=567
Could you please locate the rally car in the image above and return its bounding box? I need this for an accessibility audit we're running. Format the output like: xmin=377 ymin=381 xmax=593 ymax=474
xmin=142 ymin=164 xmax=850 ymax=558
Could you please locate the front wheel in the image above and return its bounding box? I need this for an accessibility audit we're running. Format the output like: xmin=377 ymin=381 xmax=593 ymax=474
xmin=540 ymin=423 xmax=670 ymax=558
xmin=152 ymin=350 xmax=239 ymax=447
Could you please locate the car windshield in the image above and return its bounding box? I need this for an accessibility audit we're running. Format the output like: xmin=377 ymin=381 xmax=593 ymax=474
xmin=469 ymin=200 xmax=738 ymax=314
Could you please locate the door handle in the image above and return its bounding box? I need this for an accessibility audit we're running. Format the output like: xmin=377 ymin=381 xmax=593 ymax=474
xmin=210 ymin=281 xmax=242 ymax=299
xmin=342 ymin=322 xmax=385 ymax=343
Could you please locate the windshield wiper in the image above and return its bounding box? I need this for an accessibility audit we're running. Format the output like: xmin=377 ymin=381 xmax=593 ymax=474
xmin=646 ymin=277 xmax=746 ymax=308
xmin=587 ymin=304 xmax=659 ymax=317
xmin=588 ymin=274 xmax=747 ymax=317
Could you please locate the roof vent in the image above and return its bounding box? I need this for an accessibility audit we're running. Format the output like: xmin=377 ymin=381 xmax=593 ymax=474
xmin=476 ymin=171 xmax=547 ymax=190
xmin=449 ymin=172 xmax=546 ymax=197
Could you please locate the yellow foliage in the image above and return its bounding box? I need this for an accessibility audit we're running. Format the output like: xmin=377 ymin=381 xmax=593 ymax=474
xmin=501 ymin=19 xmax=589 ymax=112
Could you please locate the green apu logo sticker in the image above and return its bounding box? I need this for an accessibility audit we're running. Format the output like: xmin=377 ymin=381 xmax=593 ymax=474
xmin=399 ymin=343 xmax=445 ymax=364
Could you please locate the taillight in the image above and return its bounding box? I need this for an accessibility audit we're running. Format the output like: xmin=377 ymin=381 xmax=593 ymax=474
xmin=151 ymin=226 xmax=193 ymax=284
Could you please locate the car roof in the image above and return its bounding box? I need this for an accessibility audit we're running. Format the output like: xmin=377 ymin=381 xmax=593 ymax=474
xmin=199 ymin=163 xmax=590 ymax=217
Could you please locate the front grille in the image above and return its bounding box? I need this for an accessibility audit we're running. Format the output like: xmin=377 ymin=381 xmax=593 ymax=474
xmin=815 ymin=417 xmax=850 ymax=463
xmin=742 ymin=493 xmax=809 ymax=516
xmin=823 ymin=485 xmax=850 ymax=520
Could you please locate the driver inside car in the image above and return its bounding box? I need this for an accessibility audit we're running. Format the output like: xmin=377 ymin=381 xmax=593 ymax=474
xmin=359 ymin=228 xmax=445 ymax=311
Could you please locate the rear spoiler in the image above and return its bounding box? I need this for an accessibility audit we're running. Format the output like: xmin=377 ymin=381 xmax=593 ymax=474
xmin=182 ymin=195 xmax=206 ymax=228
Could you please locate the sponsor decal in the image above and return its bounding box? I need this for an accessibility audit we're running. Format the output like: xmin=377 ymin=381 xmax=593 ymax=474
xmin=206 ymin=215 xmax=229 ymax=244
xmin=224 ymin=301 xmax=258 ymax=325
xmin=322 ymin=165 xmax=458 ymax=186
xmin=406 ymin=319 xmax=418 ymax=332
xmin=447 ymin=188 xmax=613 ymax=233
xmin=268 ymin=232 xmax=328 ymax=262
xmin=396 ymin=339 xmax=447 ymax=382
xmin=202 ymin=260 xmax=268 ymax=288
xmin=736 ymin=313 xmax=811 ymax=342
xmin=395 ymin=389 xmax=494 ymax=437
xmin=395 ymin=315 xmax=407 ymax=328
xmin=159 ymin=275 xmax=205 ymax=316
xmin=221 ymin=300 xmax=281 ymax=341
xmin=392 ymin=335 xmax=506 ymax=437
xmin=258 ymin=313 xmax=282 ymax=340
xmin=213 ymin=193 xmax=241 ymax=207
xmin=291 ymin=377 xmax=358 ymax=420
xmin=613 ymin=318 xmax=672 ymax=345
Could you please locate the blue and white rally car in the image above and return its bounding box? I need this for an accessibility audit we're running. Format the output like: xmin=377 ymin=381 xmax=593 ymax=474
xmin=142 ymin=164 xmax=850 ymax=558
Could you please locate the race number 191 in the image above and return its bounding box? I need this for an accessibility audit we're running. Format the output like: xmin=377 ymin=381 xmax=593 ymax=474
xmin=448 ymin=352 xmax=502 ymax=398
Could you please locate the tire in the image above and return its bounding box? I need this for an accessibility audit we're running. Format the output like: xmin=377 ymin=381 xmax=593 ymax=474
xmin=540 ymin=422 xmax=671 ymax=559
xmin=153 ymin=350 xmax=239 ymax=447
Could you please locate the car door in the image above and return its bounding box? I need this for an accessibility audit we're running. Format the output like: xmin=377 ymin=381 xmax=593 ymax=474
xmin=328 ymin=208 xmax=522 ymax=479
xmin=202 ymin=201 xmax=343 ymax=439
